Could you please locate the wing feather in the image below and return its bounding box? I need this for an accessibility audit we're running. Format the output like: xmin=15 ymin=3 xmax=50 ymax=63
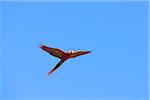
xmin=40 ymin=45 xmax=66 ymax=59
xmin=70 ymin=51 xmax=91 ymax=58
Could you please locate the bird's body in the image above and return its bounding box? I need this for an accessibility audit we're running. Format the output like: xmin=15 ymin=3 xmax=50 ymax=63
xmin=40 ymin=45 xmax=91 ymax=76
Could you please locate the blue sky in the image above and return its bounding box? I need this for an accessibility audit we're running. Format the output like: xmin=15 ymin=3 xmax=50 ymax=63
xmin=0 ymin=1 xmax=148 ymax=100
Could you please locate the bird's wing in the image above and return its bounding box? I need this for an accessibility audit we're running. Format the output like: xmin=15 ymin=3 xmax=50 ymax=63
xmin=40 ymin=45 xmax=66 ymax=59
xmin=70 ymin=50 xmax=91 ymax=58
xmin=48 ymin=59 xmax=66 ymax=76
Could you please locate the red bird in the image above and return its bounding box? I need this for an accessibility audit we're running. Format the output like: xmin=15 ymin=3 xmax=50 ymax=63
xmin=40 ymin=45 xmax=91 ymax=76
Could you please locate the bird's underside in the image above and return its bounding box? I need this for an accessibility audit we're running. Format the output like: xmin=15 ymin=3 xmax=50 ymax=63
xmin=40 ymin=45 xmax=91 ymax=76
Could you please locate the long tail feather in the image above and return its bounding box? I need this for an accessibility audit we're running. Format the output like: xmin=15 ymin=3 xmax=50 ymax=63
xmin=48 ymin=59 xmax=66 ymax=76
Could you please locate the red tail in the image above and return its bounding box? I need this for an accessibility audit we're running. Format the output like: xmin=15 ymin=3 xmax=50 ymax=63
xmin=48 ymin=59 xmax=66 ymax=76
xmin=48 ymin=70 xmax=55 ymax=76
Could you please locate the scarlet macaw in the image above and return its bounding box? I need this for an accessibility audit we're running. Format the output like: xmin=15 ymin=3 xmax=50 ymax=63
xmin=40 ymin=45 xmax=91 ymax=76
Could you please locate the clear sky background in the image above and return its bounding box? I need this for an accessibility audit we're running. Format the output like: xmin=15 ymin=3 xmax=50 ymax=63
xmin=0 ymin=1 xmax=148 ymax=100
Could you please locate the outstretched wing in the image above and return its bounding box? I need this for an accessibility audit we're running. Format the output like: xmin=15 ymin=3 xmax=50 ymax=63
xmin=48 ymin=59 xmax=66 ymax=76
xmin=40 ymin=45 xmax=66 ymax=59
xmin=70 ymin=50 xmax=91 ymax=58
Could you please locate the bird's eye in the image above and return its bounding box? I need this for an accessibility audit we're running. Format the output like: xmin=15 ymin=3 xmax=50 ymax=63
xmin=69 ymin=50 xmax=72 ymax=53
xmin=71 ymin=50 xmax=74 ymax=53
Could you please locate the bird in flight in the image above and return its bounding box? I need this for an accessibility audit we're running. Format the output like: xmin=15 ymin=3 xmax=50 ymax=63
xmin=40 ymin=45 xmax=91 ymax=76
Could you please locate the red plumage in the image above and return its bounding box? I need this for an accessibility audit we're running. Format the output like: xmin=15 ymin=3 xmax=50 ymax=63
xmin=40 ymin=45 xmax=91 ymax=76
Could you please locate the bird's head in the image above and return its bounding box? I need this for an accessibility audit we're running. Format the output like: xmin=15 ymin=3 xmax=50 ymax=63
xmin=68 ymin=50 xmax=74 ymax=54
